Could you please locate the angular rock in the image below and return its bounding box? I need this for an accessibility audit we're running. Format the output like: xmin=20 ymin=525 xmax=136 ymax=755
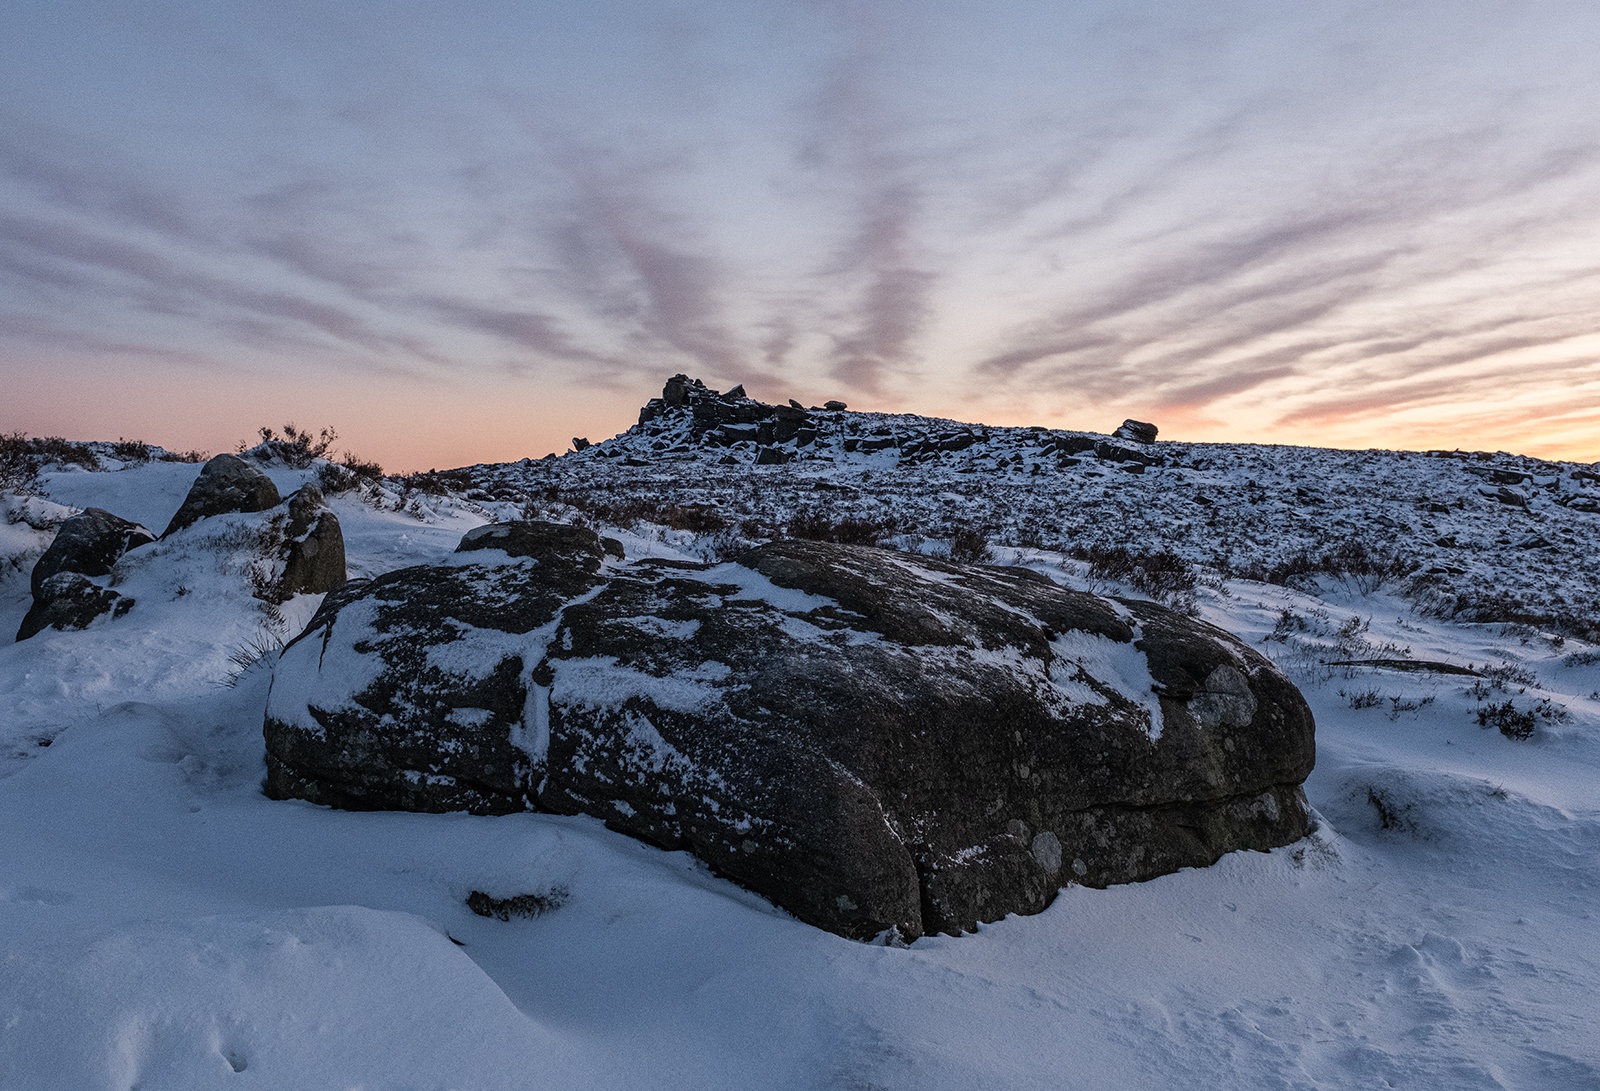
xmin=663 ymin=374 xmax=711 ymax=407
xmin=754 ymin=447 xmax=793 ymax=465
xmin=30 ymin=508 xmax=155 ymax=597
xmin=709 ymin=423 xmax=760 ymax=447
xmin=1094 ymin=441 xmax=1157 ymax=466
xmin=1050 ymin=435 xmax=1097 ymax=456
xmin=17 ymin=572 xmax=134 ymax=641
xmin=276 ymin=484 xmax=347 ymax=599
xmin=162 ymin=454 xmax=281 ymax=537
xmin=263 ymin=522 xmax=620 ymax=813
xmin=1113 ymin=419 xmax=1159 ymax=444
xmin=265 ymin=525 xmax=1316 ymax=942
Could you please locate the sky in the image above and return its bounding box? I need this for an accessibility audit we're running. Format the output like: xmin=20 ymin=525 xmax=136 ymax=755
xmin=6 ymin=0 xmax=1600 ymax=471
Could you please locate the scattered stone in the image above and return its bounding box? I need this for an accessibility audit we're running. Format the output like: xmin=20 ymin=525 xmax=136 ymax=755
xmin=275 ymin=485 xmax=347 ymax=599
xmin=30 ymin=508 xmax=155 ymax=598
xmin=1094 ymin=442 xmax=1157 ymax=466
xmin=1481 ymin=486 xmax=1529 ymax=507
xmin=465 ymin=888 xmax=569 ymax=921
xmin=572 ymin=437 xmax=591 ymax=451
xmin=266 ymin=526 xmax=1316 ymax=942
xmin=16 ymin=572 xmax=134 ymax=642
xmin=1113 ymin=419 xmax=1158 ymax=444
xmin=755 ymin=446 xmax=794 ymax=465
xmin=1326 ymin=658 xmax=1482 ymax=676
xmin=162 ymin=454 xmax=281 ymax=537
xmin=824 ymin=400 xmax=848 ymax=411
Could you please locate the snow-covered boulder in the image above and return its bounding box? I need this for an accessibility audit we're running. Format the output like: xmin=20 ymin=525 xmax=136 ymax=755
xmin=29 ymin=506 xmax=154 ymax=596
xmin=1113 ymin=418 xmax=1159 ymax=443
xmin=161 ymin=454 xmax=281 ymax=537
xmin=16 ymin=571 xmax=134 ymax=641
xmin=275 ymin=484 xmax=346 ymax=599
xmin=264 ymin=524 xmax=1316 ymax=941
xmin=264 ymin=522 xmax=619 ymax=813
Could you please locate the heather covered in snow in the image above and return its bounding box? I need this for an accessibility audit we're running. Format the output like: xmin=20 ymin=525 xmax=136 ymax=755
xmin=1 ymin=403 xmax=1597 ymax=1089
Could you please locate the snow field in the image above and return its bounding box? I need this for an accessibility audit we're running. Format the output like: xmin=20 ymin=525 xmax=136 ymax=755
xmin=0 ymin=456 xmax=1595 ymax=1089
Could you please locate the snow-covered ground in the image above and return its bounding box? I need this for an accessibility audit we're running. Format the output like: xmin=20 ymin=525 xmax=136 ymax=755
xmin=1 ymin=438 xmax=1596 ymax=1089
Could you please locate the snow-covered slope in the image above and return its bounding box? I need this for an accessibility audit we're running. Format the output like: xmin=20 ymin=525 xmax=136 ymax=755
xmin=469 ymin=386 xmax=1600 ymax=640
xmin=0 ymin=408 xmax=1597 ymax=1089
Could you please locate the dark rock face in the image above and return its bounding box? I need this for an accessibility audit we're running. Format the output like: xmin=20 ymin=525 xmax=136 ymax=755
xmin=265 ymin=525 xmax=1315 ymax=941
xmin=30 ymin=508 xmax=155 ymax=597
xmin=163 ymin=454 xmax=282 ymax=537
xmin=17 ymin=572 xmax=134 ymax=641
xmin=263 ymin=523 xmax=619 ymax=813
xmin=275 ymin=485 xmax=347 ymax=599
xmin=1114 ymin=419 xmax=1159 ymax=444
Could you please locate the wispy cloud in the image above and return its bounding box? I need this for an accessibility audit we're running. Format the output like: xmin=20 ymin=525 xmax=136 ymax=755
xmin=801 ymin=2 xmax=935 ymax=395
xmin=9 ymin=1 xmax=1600 ymax=457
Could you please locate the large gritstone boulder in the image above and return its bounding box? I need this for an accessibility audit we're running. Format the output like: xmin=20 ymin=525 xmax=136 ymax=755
xmin=264 ymin=524 xmax=1315 ymax=941
xmin=264 ymin=523 xmax=619 ymax=813
xmin=29 ymin=508 xmax=155 ymax=597
xmin=162 ymin=454 xmax=281 ymax=537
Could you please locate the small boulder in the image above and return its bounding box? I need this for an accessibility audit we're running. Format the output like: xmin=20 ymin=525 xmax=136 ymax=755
xmin=30 ymin=508 xmax=155 ymax=598
xmin=16 ymin=572 xmax=134 ymax=642
xmin=572 ymin=437 xmax=591 ymax=452
xmin=824 ymin=400 xmax=848 ymax=411
xmin=1113 ymin=419 xmax=1159 ymax=444
xmin=755 ymin=447 xmax=793 ymax=465
xmin=162 ymin=454 xmax=281 ymax=537
xmin=276 ymin=485 xmax=347 ymax=599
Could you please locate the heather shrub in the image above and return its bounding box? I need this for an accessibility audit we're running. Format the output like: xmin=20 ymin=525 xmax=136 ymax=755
xmin=1077 ymin=545 xmax=1197 ymax=610
xmin=249 ymin=423 xmax=337 ymax=468
xmin=785 ymin=511 xmax=895 ymax=546
xmin=948 ymin=527 xmax=993 ymax=565
xmin=0 ymin=432 xmax=39 ymax=493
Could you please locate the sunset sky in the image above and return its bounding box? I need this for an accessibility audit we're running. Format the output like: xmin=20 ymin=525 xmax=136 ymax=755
xmin=6 ymin=0 xmax=1600 ymax=471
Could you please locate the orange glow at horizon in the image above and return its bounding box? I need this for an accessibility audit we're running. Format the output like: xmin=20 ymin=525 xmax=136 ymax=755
xmin=8 ymin=354 xmax=1597 ymax=474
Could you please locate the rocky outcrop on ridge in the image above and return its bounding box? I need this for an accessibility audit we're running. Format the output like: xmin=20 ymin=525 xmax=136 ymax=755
xmin=264 ymin=521 xmax=1316 ymax=940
